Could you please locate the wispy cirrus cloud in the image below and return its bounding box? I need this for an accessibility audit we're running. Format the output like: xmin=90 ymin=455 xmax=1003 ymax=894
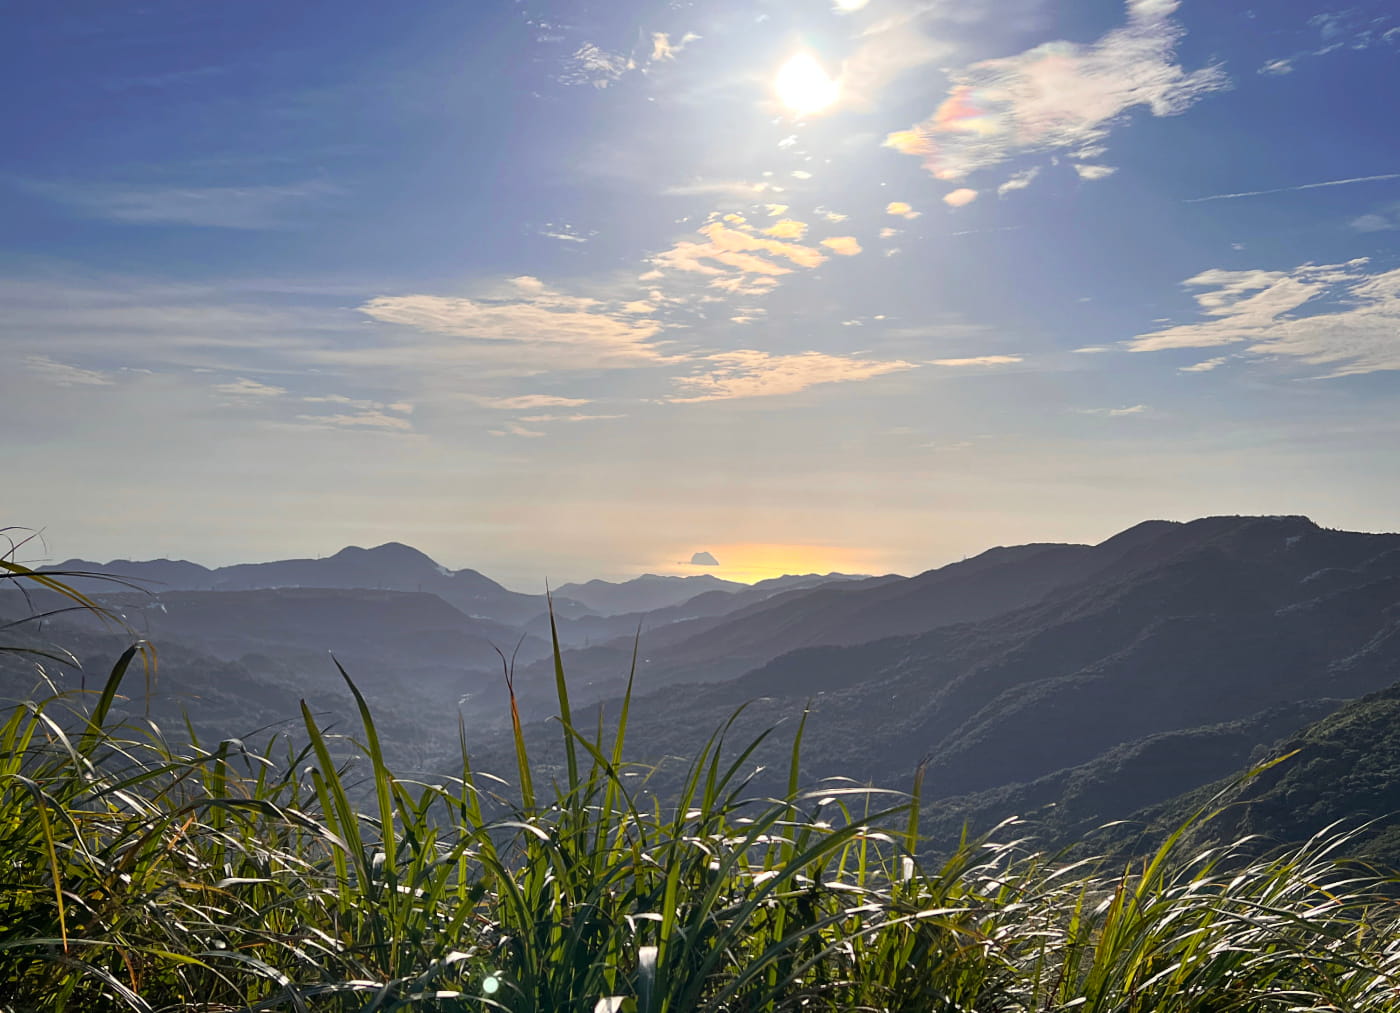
xmin=471 ymin=394 xmax=594 ymax=411
xmin=559 ymin=43 xmax=634 ymax=88
xmin=355 ymin=276 xmax=669 ymax=373
xmin=884 ymin=0 xmax=1226 ymax=185
xmin=23 ymin=355 xmax=115 ymax=386
xmin=215 ymin=381 xmax=417 ymax=432
xmin=517 ymin=412 xmax=625 ymax=423
xmin=489 ymin=422 xmax=547 ymax=438
xmin=214 ymin=377 xmax=287 ymax=398
xmin=294 ymin=409 xmax=414 ymax=432
xmin=1128 ymin=258 xmax=1400 ymax=377
xmin=558 ymin=28 xmax=699 ymax=88
xmin=997 ymin=166 xmax=1041 ymax=196
xmin=661 ymin=179 xmax=771 ymax=198
xmin=669 ymin=350 xmax=914 ymax=403
xmin=1256 ymin=9 xmax=1399 ymax=76
xmin=1079 ymin=404 xmax=1148 ymax=416
xmin=1179 ymin=356 xmax=1227 ymax=372
xmin=1352 ymin=204 xmax=1400 ymax=232
xmin=929 ymin=355 xmax=1023 ymax=366
xmin=18 ymin=179 xmax=342 ymax=229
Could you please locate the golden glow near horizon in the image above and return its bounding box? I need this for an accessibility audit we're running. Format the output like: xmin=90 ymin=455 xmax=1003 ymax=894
xmin=655 ymin=542 xmax=894 ymax=583
xmin=774 ymin=52 xmax=839 ymax=116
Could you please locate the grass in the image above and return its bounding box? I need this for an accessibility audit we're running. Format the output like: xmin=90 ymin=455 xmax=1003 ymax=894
xmin=1 ymin=563 xmax=1399 ymax=1010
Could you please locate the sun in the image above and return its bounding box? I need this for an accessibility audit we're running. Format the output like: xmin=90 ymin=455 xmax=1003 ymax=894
xmin=774 ymin=53 xmax=839 ymax=116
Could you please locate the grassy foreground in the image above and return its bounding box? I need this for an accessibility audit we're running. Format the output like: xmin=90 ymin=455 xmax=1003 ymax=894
xmin=2 ymin=564 xmax=1399 ymax=1010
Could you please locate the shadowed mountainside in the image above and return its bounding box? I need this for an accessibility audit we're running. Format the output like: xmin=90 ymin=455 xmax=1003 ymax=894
xmin=479 ymin=516 xmax=1400 ymax=854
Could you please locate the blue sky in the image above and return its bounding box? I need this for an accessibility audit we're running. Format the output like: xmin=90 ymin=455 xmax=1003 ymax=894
xmin=4 ymin=0 xmax=1398 ymax=586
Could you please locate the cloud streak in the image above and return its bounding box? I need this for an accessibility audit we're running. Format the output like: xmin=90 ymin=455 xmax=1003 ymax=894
xmin=356 ymin=277 xmax=669 ymax=373
xmin=1129 ymin=259 xmax=1400 ymax=377
xmin=24 ymin=355 xmax=115 ymax=386
xmin=670 ymin=350 xmax=915 ymax=402
xmin=1184 ymin=172 xmax=1400 ymax=204
xmin=19 ymin=180 xmax=341 ymax=229
xmin=929 ymin=355 xmax=1023 ymax=366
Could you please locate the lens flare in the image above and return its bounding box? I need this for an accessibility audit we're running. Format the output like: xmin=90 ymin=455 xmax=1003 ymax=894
xmin=775 ymin=53 xmax=839 ymax=116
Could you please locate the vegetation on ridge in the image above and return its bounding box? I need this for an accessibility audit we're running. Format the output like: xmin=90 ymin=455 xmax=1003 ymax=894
xmin=2 ymin=554 xmax=1400 ymax=1010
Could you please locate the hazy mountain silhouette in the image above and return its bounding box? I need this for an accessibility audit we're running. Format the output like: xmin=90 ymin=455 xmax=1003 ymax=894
xmin=554 ymin=574 xmax=748 ymax=615
xmin=47 ymin=542 xmax=563 ymax=625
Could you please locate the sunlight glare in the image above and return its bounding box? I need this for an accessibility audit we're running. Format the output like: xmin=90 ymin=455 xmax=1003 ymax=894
xmin=775 ymin=53 xmax=839 ymax=116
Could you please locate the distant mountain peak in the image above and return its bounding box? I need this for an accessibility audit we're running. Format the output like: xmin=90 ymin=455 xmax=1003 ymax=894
xmin=331 ymin=541 xmax=433 ymax=561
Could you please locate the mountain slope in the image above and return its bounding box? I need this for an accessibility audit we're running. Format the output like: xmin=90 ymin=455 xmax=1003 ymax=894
xmin=471 ymin=516 xmax=1400 ymax=856
xmin=1112 ymin=678 xmax=1400 ymax=867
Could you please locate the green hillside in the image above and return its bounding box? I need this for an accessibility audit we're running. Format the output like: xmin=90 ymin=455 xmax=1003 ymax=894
xmin=1110 ymin=677 xmax=1400 ymax=868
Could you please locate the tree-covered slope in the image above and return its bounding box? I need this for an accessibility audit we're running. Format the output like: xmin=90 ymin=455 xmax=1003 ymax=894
xmin=1111 ymin=677 xmax=1400 ymax=868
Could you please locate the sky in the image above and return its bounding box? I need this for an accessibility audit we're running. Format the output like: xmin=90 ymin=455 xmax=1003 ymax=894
xmin=3 ymin=0 xmax=1398 ymax=588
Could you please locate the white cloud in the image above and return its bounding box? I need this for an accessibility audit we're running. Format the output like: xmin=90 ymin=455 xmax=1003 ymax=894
xmin=1179 ymin=356 xmax=1227 ymax=372
xmin=1351 ymin=207 xmax=1400 ymax=232
xmin=708 ymin=275 xmax=780 ymax=296
xmin=517 ymin=413 xmax=626 ymax=423
xmin=996 ymin=167 xmax=1041 ymax=196
xmin=24 ymin=355 xmax=114 ymax=386
xmin=1258 ymin=58 xmax=1294 ymax=75
xmin=1074 ymin=164 xmax=1118 ymax=181
xmin=929 ymin=355 xmax=1023 ymax=366
xmin=763 ymin=218 xmax=809 ymax=240
xmin=649 ymin=32 xmax=700 ymax=62
xmin=472 ymin=394 xmax=593 ymax=410
xmin=943 ymin=188 xmax=978 ymax=207
xmin=356 ymin=279 xmax=668 ymax=373
xmin=561 ymin=43 xmax=634 ymax=88
xmin=670 ymin=350 xmax=915 ymax=402
xmin=642 ymin=220 xmax=838 ymax=299
xmin=1129 ymin=259 xmax=1400 ymax=377
xmin=214 ymin=377 xmax=287 ymax=397
xmin=294 ymin=411 xmax=413 ymax=431
xmin=821 ymin=236 xmax=863 ymax=256
xmin=885 ymin=0 xmax=1226 ymax=181
xmin=489 ymin=422 xmax=547 ymax=438
xmin=1080 ymin=404 xmax=1148 ymax=416
xmin=662 ymin=179 xmax=768 ymax=198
